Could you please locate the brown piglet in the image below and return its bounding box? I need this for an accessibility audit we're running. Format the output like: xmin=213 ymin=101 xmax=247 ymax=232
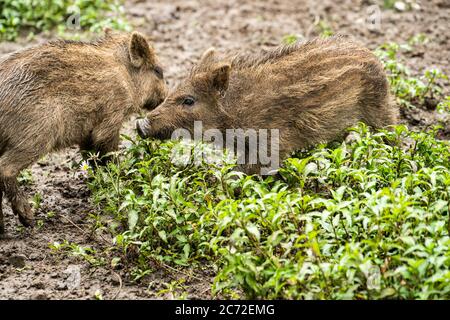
xmin=137 ymin=36 xmax=398 ymax=174
xmin=0 ymin=31 xmax=167 ymax=233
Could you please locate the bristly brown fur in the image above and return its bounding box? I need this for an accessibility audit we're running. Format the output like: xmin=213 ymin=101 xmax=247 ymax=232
xmin=0 ymin=31 xmax=167 ymax=233
xmin=140 ymin=36 xmax=399 ymax=175
xmin=188 ymin=37 xmax=325 ymax=75
xmin=229 ymin=36 xmax=339 ymax=69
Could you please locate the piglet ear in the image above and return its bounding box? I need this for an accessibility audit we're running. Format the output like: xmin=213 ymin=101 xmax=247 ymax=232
xmin=199 ymin=47 xmax=216 ymax=66
xmin=129 ymin=32 xmax=156 ymax=68
xmin=211 ymin=63 xmax=231 ymax=94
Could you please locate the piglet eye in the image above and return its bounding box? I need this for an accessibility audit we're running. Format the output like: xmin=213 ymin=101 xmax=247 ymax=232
xmin=182 ymin=96 xmax=195 ymax=106
xmin=154 ymin=66 xmax=164 ymax=79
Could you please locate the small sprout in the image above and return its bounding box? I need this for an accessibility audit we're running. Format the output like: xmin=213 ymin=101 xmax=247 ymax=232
xmin=316 ymin=19 xmax=333 ymax=38
xmin=376 ymin=39 xmax=448 ymax=109
xmin=36 ymin=220 xmax=44 ymax=229
xmin=282 ymin=34 xmax=299 ymax=45
xmin=18 ymin=170 xmax=34 ymax=186
xmin=94 ymin=290 xmax=103 ymax=300
xmin=32 ymin=192 xmax=43 ymax=210
xmin=46 ymin=211 xmax=56 ymax=219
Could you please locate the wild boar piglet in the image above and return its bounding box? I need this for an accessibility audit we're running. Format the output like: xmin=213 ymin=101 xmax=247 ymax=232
xmin=137 ymin=36 xmax=398 ymax=174
xmin=0 ymin=30 xmax=167 ymax=233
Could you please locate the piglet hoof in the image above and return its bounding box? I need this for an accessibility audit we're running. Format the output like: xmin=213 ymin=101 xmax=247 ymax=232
xmin=18 ymin=214 xmax=35 ymax=228
xmin=13 ymin=202 xmax=35 ymax=228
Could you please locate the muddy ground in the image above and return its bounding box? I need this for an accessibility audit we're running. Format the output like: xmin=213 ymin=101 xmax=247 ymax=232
xmin=0 ymin=0 xmax=449 ymax=300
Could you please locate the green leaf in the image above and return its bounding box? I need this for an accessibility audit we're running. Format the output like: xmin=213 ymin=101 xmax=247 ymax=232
xmin=158 ymin=230 xmax=168 ymax=243
xmin=246 ymin=223 xmax=261 ymax=242
xmin=128 ymin=210 xmax=139 ymax=231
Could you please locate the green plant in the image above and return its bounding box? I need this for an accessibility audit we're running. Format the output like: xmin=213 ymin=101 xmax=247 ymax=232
xmin=282 ymin=34 xmax=299 ymax=45
xmin=88 ymin=123 xmax=450 ymax=299
xmin=375 ymin=40 xmax=448 ymax=109
xmin=437 ymin=96 xmax=450 ymax=114
xmin=93 ymin=290 xmax=103 ymax=300
xmin=18 ymin=169 xmax=33 ymax=185
xmin=46 ymin=211 xmax=56 ymax=219
xmin=383 ymin=0 xmax=418 ymax=11
xmin=31 ymin=192 xmax=42 ymax=209
xmin=211 ymin=124 xmax=450 ymax=299
xmin=89 ymin=136 xmax=238 ymax=267
xmin=36 ymin=219 xmax=44 ymax=229
xmin=156 ymin=279 xmax=189 ymax=299
xmin=316 ymin=19 xmax=333 ymax=38
xmin=0 ymin=0 xmax=129 ymax=41
xmin=49 ymin=240 xmax=105 ymax=266
xmin=383 ymin=0 xmax=397 ymax=9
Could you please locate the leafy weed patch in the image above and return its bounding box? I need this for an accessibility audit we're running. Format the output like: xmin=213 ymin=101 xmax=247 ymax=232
xmin=88 ymin=124 xmax=450 ymax=299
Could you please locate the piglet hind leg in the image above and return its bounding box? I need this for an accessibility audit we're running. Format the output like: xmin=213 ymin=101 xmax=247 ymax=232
xmin=0 ymin=154 xmax=36 ymax=229
xmin=1 ymin=176 xmax=34 ymax=228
